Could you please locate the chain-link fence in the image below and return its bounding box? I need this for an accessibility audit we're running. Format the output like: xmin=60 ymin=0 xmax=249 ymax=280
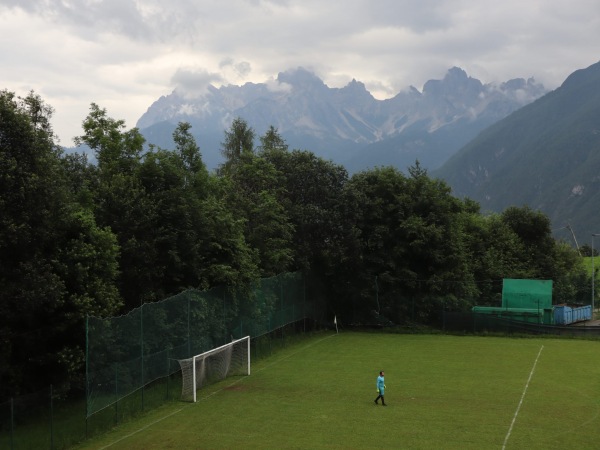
xmin=438 ymin=310 xmax=600 ymax=337
xmin=4 ymin=270 xmax=598 ymax=449
xmin=86 ymin=271 xmax=323 ymax=417
xmin=1 ymin=271 xmax=327 ymax=449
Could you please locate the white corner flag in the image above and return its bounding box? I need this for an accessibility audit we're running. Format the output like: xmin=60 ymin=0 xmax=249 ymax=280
xmin=334 ymin=315 xmax=338 ymax=334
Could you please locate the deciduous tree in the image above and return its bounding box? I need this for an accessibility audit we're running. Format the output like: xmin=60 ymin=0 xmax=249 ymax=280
xmin=219 ymin=117 xmax=255 ymax=175
xmin=0 ymin=92 xmax=121 ymax=398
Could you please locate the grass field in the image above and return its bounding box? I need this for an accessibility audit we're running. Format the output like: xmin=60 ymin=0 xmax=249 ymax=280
xmin=74 ymin=332 xmax=600 ymax=449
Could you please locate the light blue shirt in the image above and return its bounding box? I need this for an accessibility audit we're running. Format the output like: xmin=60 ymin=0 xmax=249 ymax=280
xmin=377 ymin=375 xmax=385 ymax=393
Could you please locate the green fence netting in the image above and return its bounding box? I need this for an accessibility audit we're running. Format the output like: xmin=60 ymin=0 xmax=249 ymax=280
xmin=502 ymin=278 xmax=553 ymax=309
xmin=86 ymin=271 xmax=323 ymax=417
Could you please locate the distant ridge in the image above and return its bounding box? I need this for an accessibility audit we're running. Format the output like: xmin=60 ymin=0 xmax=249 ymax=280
xmin=136 ymin=67 xmax=546 ymax=173
xmin=434 ymin=61 xmax=600 ymax=243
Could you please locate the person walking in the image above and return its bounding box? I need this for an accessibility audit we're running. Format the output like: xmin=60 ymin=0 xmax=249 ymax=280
xmin=374 ymin=370 xmax=387 ymax=406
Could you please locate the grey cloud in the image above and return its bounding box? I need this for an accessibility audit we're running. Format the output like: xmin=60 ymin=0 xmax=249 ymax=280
xmin=265 ymin=78 xmax=292 ymax=93
xmin=2 ymin=0 xmax=599 ymax=143
xmin=1 ymin=0 xmax=192 ymax=41
xmin=219 ymin=58 xmax=253 ymax=82
xmin=354 ymin=0 xmax=454 ymax=32
xmin=171 ymin=68 xmax=223 ymax=98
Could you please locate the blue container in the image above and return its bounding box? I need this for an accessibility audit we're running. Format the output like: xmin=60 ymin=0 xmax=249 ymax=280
xmin=554 ymin=305 xmax=591 ymax=325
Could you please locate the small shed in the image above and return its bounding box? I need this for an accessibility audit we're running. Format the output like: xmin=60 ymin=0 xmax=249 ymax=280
xmin=473 ymin=279 xmax=554 ymax=325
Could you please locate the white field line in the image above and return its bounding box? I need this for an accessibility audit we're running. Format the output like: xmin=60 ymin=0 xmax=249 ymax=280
xmin=502 ymin=345 xmax=544 ymax=450
xmin=97 ymin=408 xmax=183 ymax=450
xmin=98 ymin=333 xmax=337 ymax=448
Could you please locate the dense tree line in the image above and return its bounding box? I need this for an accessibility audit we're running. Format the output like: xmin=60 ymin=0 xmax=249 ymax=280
xmin=0 ymin=90 xmax=591 ymax=400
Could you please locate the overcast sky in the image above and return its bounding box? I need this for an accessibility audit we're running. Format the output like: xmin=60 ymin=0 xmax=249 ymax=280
xmin=2 ymin=0 xmax=599 ymax=146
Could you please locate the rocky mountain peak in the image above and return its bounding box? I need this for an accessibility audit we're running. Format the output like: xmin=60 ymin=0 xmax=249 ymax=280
xmin=276 ymin=67 xmax=326 ymax=90
xmin=423 ymin=67 xmax=483 ymax=98
xmin=136 ymin=66 xmax=548 ymax=173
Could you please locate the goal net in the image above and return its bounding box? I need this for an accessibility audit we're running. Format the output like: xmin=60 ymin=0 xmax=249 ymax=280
xmin=178 ymin=336 xmax=251 ymax=402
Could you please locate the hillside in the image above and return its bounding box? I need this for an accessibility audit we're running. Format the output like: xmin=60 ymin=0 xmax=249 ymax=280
xmin=434 ymin=61 xmax=600 ymax=244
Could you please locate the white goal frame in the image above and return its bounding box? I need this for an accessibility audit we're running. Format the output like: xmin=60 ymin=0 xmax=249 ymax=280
xmin=178 ymin=336 xmax=251 ymax=402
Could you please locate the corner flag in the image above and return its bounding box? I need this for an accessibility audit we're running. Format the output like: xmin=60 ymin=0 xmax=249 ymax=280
xmin=334 ymin=315 xmax=338 ymax=334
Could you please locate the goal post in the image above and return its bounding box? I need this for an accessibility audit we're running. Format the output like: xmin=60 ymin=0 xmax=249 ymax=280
xmin=178 ymin=336 xmax=251 ymax=402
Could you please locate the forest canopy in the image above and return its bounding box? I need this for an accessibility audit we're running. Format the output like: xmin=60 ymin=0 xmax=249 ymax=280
xmin=0 ymin=90 xmax=590 ymax=400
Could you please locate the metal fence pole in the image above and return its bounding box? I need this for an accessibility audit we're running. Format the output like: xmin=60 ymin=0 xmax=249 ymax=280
xmin=165 ymin=349 xmax=169 ymax=401
xmin=187 ymin=296 xmax=191 ymax=358
xmin=442 ymin=301 xmax=446 ymax=331
xmin=85 ymin=315 xmax=89 ymax=433
xmin=280 ymin=277 xmax=284 ymax=345
xmin=141 ymin=303 xmax=145 ymax=412
xmin=10 ymin=397 xmax=14 ymax=450
xmin=303 ymin=274 xmax=306 ymax=333
xmin=115 ymin=366 xmax=118 ymax=426
xmin=50 ymin=385 xmax=54 ymax=450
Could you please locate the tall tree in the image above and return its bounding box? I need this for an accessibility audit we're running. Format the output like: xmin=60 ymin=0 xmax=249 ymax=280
xmin=459 ymin=212 xmax=527 ymax=306
xmin=341 ymin=164 xmax=478 ymax=323
xmin=136 ymin=121 xmax=259 ymax=299
xmin=219 ymin=117 xmax=255 ymax=175
xmin=258 ymin=125 xmax=288 ymax=153
xmin=223 ymin=151 xmax=294 ymax=277
xmin=173 ymin=122 xmax=207 ymax=178
xmin=0 ymin=91 xmax=121 ymax=399
xmin=75 ymin=103 xmax=144 ymax=174
xmin=261 ymin=149 xmax=352 ymax=272
xmin=136 ymin=122 xmax=258 ymax=297
xmin=403 ymin=162 xmax=478 ymax=314
xmin=500 ymin=205 xmax=556 ymax=278
xmin=500 ymin=205 xmax=589 ymax=305
xmin=76 ymin=104 xmax=154 ymax=309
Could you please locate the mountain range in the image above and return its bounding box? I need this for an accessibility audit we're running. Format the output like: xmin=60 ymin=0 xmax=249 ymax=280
xmin=136 ymin=67 xmax=547 ymax=173
xmin=434 ymin=61 xmax=600 ymax=245
xmin=101 ymin=61 xmax=600 ymax=244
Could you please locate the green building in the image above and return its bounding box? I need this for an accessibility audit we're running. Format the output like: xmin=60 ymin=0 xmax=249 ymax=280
xmin=472 ymin=279 xmax=553 ymax=325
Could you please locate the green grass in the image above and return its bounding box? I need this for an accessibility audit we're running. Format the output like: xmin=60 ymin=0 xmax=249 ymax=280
xmin=73 ymin=332 xmax=600 ymax=449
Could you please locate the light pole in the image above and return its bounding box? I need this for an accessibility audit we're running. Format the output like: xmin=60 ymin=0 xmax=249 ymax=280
xmin=592 ymin=234 xmax=600 ymax=320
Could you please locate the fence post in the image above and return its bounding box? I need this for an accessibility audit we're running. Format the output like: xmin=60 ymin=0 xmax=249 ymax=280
xmin=442 ymin=301 xmax=446 ymax=331
xmin=303 ymin=274 xmax=306 ymax=333
xmin=115 ymin=366 xmax=118 ymax=426
xmin=85 ymin=315 xmax=89 ymax=436
xmin=141 ymin=303 xmax=145 ymax=412
xmin=280 ymin=277 xmax=284 ymax=345
xmin=50 ymin=385 xmax=54 ymax=450
xmin=187 ymin=295 xmax=191 ymax=358
xmin=10 ymin=397 xmax=14 ymax=450
xmin=269 ymin=315 xmax=272 ymax=355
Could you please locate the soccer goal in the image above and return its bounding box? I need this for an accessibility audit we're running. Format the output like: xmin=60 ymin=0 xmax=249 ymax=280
xmin=178 ymin=336 xmax=251 ymax=402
